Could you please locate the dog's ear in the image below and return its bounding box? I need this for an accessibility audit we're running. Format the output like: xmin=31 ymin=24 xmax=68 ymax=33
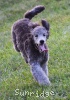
xmin=41 ymin=19 xmax=50 ymax=31
xmin=41 ymin=19 xmax=50 ymax=38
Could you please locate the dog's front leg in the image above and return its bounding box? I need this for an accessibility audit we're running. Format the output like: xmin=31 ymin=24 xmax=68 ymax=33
xmin=41 ymin=63 xmax=48 ymax=76
xmin=30 ymin=62 xmax=50 ymax=85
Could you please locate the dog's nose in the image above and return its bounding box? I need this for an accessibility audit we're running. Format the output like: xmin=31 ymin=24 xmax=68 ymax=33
xmin=40 ymin=40 xmax=44 ymax=45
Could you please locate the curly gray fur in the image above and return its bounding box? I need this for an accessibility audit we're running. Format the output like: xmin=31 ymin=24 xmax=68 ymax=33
xmin=11 ymin=5 xmax=50 ymax=85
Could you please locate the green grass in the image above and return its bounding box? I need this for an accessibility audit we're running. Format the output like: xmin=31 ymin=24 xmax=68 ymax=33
xmin=0 ymin=0 xmax=70 ymax=100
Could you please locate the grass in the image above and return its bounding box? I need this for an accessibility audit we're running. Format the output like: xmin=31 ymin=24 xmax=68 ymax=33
xmin=0 ymin=0 xmax=70 ymax=100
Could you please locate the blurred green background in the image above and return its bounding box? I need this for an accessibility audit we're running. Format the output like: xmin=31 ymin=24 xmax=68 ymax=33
xmin=0 ymin=0 xmax=70 ymax=100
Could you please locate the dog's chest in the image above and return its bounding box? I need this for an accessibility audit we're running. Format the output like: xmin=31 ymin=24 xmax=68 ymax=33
xmin=39 ymin=52 xmax=48 ymax=64
xmin=31 ymin=50 xmax=48 ymax=64
xmin=29 ymin=43 xmax=48 ymax=64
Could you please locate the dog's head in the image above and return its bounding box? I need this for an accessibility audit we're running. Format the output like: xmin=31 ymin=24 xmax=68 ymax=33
xmin=31 ymin=20 xmax=50 ymax=52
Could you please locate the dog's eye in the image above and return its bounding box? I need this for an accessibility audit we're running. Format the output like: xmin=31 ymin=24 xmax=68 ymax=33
xmin=43 ymin=34 xmax=46 ymax=36
xmin=35 ymin=35 xmax=38 ymax=37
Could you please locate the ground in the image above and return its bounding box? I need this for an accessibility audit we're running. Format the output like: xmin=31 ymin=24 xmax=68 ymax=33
xmin=0 ymin=0 xmax=70 ymax=100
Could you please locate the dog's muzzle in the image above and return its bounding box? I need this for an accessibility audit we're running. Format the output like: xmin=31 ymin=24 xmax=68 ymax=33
xmin=39 ymin=44 xmax=48 ymax=52
xmin=36 ymin=43 xmax=48 ymax=53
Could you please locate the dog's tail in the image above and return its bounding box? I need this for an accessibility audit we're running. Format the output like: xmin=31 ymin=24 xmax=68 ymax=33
xmin=24 ymin=5 xmax=45 ymax=20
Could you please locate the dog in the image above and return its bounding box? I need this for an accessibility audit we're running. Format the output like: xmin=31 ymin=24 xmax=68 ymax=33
xmin=11 ymin=5 xmax=51 ymax=85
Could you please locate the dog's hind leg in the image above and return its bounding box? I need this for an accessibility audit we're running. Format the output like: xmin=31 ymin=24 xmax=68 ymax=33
xmin=30 ymin=62 xmax=50 ymax=85
xmin=12 ymin=31 xmax=20 ymax=52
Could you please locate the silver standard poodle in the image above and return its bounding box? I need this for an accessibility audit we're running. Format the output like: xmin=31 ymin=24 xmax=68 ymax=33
xmin=11 ymin=5 xmax=51 ymax=85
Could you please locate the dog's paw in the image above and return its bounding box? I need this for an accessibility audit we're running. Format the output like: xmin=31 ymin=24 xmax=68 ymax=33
xmin=39 ymin=77 xmax=51 ymax=86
